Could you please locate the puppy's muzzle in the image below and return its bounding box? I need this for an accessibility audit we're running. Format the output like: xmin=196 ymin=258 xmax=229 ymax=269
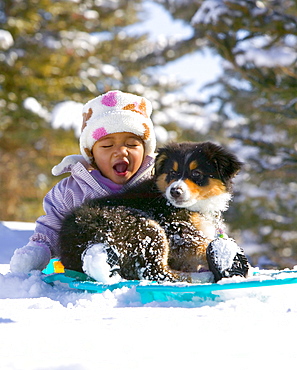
xmin=170 ymin=185 xmax=184 ymax=199
xmin=166 ymin=181 xmax=196 ymax=208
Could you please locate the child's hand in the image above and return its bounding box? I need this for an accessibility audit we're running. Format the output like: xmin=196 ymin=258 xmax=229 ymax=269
xmin=10 ymin=242 xmax=51 ymax=274
xmin=52 ymin=155 xmax=91 ymax=176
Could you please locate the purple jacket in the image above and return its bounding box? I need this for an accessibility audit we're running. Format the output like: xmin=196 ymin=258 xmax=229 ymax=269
xmin=29 ymin=156 xmax=155 ymax=257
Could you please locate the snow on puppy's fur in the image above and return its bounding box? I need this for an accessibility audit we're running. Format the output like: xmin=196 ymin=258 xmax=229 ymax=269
xmin=59 ymin=142 xmax=242 ymax=283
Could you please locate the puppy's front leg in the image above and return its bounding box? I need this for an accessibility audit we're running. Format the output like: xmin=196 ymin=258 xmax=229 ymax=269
xmin=164 ymin=212 xmax=212 ymax=272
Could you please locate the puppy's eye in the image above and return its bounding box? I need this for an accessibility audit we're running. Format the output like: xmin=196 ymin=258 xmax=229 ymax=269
xmin=169 ymin=169 xmax=177 ymax=177
xmin=192 ymin=169 xmax=203 ymax=178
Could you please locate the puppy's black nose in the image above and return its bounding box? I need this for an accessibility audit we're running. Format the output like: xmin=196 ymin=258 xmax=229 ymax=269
xmin=170 ymin=186 xmax=183 ymax=198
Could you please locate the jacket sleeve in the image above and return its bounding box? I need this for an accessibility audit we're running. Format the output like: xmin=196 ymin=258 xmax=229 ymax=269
xmin=28 ymin=175 xmax=87 ymax=257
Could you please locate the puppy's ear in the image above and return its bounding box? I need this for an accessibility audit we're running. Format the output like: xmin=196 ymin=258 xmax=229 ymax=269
xmin=155 ymin=148 xmax=168 ymax=176
xmin=213 ymin=147 xmax=242 ymax=181
xmin=203 ymin=142 xmax=242 ymax=181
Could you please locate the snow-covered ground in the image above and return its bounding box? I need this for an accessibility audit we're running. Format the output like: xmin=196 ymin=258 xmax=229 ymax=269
xmin=1 ymin=221 xmax=297 ymax=370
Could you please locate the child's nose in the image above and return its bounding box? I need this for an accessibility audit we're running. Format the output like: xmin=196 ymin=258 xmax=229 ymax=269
xmin=114 ymin=145 xmax=128 ymax=156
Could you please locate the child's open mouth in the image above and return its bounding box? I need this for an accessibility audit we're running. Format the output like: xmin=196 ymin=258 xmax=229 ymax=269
xmin=113 ymin=162 xmax=129 ymax=175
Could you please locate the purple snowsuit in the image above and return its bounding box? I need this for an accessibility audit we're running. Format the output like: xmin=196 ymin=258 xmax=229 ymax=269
xmin=28 ymin=156 xmax=155 ymax=258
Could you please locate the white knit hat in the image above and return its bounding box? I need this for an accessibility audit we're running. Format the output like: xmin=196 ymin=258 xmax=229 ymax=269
xmin=80 ymin=90 xmax=156 ymax=164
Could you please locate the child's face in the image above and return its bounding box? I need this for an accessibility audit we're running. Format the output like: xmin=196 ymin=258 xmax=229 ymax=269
xmin=92 ymin=132 xmax=145 ymax=185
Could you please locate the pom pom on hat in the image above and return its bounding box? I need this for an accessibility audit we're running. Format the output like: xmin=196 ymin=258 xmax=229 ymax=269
xmin=80 ymin=90 xmax=156 ymax=164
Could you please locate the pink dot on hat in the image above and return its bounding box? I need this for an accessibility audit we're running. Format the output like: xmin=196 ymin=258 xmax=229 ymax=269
xmin=92 ymin=127 xmax=108 ymax=141
xmin=101 ymin=91 xmax=118 ymax=107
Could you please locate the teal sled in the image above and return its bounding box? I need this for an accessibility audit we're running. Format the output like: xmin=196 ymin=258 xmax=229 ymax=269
xmin=42 ymin=260 xmax=297 ymax=304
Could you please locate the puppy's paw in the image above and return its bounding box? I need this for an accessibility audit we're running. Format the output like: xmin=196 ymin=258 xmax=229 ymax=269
xmin=82 ymin=243 xmax=121 ymax=284
xmin=206 ymin=238 xmax=249 ymax=282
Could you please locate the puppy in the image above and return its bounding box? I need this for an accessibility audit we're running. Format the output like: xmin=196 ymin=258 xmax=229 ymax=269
xmin=59 ymin=141 xmax=242 ymax=282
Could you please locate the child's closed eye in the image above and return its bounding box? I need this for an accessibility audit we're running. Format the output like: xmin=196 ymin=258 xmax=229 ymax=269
xmin=126 ymin=140 xmax=143 ymax=147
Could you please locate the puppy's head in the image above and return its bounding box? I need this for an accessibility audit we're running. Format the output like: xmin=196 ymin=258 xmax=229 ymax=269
xmin=155 ymin=142 xmax=242 ymax=213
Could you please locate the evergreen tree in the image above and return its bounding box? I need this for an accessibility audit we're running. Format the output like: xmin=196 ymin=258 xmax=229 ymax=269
xmin=157 ymin=0 xmax=297 ymax=267
xmin=0 ymin=0 xmax=204 ymax=221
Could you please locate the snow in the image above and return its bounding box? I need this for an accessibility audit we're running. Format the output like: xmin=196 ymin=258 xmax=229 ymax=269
xmin=191 ymin=0 xmax=297 ymax=73
xmin=0 ymin=29 xmax=14 ymax=50
xmin=23 ymin=97 xmax=50 ymax=121
xmin=210 ymin=237 xmax=240 ymax=271
xmin=51 ymin=101 xmax=84 ymax=137
xmin=81 ymin=243 xmax=121 ymax=284
xmin=1 ymin=221 xmax=297 ymax=369
xmin=236 ymin=46 xmax=296 ymax=68
xmin=192 ymin=0 xmax=230 ymax=25
xmin=234 ymin=36 xmax=297 ymax=68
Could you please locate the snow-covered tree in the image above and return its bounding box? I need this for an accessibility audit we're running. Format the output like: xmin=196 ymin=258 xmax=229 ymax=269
xmin=157 ymin=0 xmax=297 ymax=267
xmin=0 ymin=0 xmax=206 ymax=221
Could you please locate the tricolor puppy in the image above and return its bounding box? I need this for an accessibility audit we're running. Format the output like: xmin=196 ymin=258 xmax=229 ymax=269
xmin=59 ymin=141 xmax=242 ymax=282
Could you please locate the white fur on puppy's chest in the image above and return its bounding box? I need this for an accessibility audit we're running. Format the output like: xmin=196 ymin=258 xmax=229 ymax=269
xmin=198 ymin=217 xmax=217 ymax=240
xmin=189 ymin=192 xmax=232 ymax=214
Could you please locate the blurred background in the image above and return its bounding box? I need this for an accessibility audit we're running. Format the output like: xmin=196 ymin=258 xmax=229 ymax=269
xmin=0 ymin=0 xmax=296 ymax=269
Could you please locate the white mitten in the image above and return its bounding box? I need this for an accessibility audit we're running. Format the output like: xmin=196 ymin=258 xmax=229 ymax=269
xmin=52 ymin=154 xmax=90 ymax=176
xmin=10 ymin=242 xmax=51 ymax=274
